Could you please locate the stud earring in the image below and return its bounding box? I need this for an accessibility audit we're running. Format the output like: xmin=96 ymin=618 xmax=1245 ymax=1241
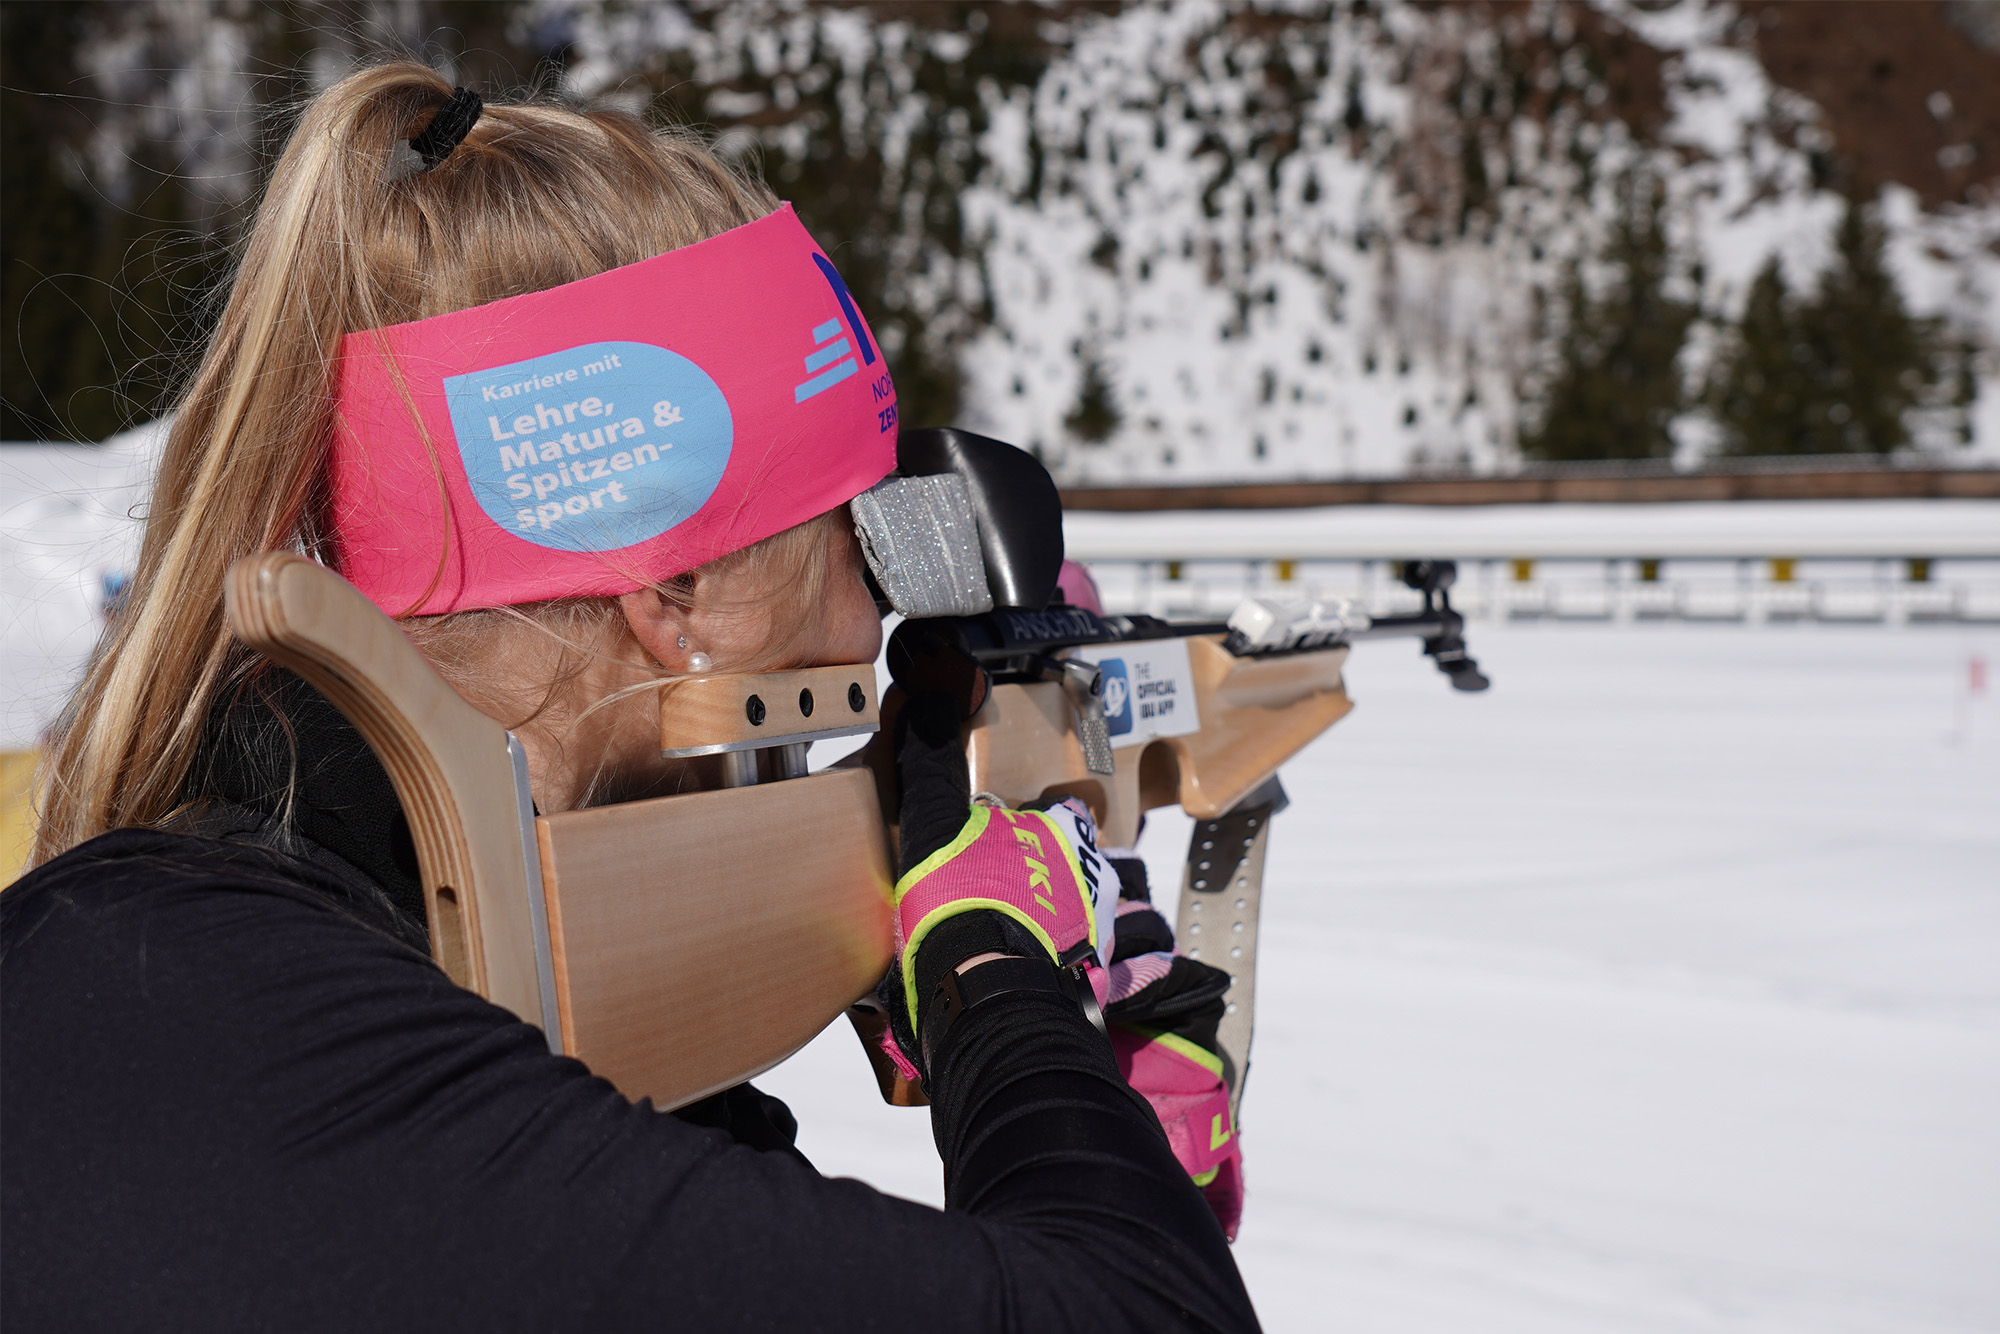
xmin=687 ymin=651 xmax=712 ymax=672
xmin=676 ymin=635 xmax=689 ymax=650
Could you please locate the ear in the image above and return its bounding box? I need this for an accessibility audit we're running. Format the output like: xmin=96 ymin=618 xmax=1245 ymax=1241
xmin=616 ymin=586 xmax=699 ymax=670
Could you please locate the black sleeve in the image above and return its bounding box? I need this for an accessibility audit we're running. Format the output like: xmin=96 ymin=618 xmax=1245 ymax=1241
xmin=1 ymin=834 xmax=1259 ymax=1333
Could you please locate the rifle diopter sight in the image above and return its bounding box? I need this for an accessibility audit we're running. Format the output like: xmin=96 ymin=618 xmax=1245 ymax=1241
xmin=1395 ymin=559 xmax=1490 ymax=693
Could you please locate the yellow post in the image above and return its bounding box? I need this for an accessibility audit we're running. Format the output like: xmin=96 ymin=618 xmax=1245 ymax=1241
xmin=1770 ymin=558 xmax=1795 ymax=584
xmin=1510 ymin=559 xmax=1534 ymax=583
xmin=1 ymin=751 xmax=39 ymax=887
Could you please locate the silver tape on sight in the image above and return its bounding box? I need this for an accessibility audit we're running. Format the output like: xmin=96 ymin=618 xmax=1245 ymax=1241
xmin=851 ymin=473 xmax=995 ymax=619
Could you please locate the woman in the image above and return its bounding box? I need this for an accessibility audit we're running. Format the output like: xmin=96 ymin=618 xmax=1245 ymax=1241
xmin=1 ymin=66 xmax=1257 ymax=1331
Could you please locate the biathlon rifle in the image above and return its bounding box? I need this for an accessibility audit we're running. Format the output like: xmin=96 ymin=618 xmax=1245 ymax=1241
xmin=222 ymin=429 xmax=1485 ymax=1117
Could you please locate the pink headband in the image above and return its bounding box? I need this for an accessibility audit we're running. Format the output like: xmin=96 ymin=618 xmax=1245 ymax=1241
xmin=328 ymin=204 xmax=898 ymax=615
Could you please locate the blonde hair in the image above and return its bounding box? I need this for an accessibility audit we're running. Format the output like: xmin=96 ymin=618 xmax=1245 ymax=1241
xmin=34 ymin=63 xmax=835 ymax=864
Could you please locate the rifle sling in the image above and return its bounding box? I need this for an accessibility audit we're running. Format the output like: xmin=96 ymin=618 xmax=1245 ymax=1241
xmin=1173 ymin=775 xmax=1288 ymax=1126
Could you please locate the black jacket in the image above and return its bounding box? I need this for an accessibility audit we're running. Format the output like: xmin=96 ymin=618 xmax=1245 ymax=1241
xmin=1 ymin=678 xmax=1258 ymax=1331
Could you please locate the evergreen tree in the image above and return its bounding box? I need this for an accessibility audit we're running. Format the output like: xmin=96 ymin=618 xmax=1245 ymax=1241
xmin=1812 ymin=198 xmax=1936 ymax=451
xmin=1706 ymin=260 xmax=1819 ymax=454
xmin=1 ymin=1 xmax=552 ymax=443
xmin=1064 ymin=353 xmax=1121 ymax=444
xmin=1709 ymin=198 xmax=1942 ymax=455
xmin=2 ymin=5 xmax=116 ymax=440
xmin=1520 ymin=171 xmax=1695 ymax=462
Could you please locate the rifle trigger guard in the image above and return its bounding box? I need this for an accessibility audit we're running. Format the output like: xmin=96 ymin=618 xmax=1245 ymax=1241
xmin=1047 ymin=655 xmax=1116 ymax=776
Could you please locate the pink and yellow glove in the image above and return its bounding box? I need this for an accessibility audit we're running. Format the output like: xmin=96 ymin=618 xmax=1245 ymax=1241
xmin=1110 ymin=1027 xmax=1242 ymax=1240
xmin=881 ymin=627 xmax=1242 ymax=1239
xmin=888 ymin=795 xmax=1116 ymax=1077
xmin=1100 ymin=852 xmax=1246 ymax=1240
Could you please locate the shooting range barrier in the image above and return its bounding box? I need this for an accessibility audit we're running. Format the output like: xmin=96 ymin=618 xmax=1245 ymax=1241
xmin=1062 ymin=499 xmax=2000 ymax=625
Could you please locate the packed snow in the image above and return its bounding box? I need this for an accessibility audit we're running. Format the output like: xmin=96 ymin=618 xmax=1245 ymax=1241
xmin=769 ymin=621 xmax=2000 ymax=1334
xmin=0 ymin=428 xmax=162 ymax=749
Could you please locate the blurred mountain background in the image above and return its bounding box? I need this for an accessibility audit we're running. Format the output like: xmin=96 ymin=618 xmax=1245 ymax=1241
xmin=5 ymin=0 xmax=1998 ymax=482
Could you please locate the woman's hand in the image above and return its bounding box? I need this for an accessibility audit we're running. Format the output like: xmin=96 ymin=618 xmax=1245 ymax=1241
xmin=888 ymin=796 xmax=1114 ymax=1077
xmin=884 ymin=629 xmax=1117 ymax=1080
xmin=1099 ymin=850 xmax=1247 ymax=1240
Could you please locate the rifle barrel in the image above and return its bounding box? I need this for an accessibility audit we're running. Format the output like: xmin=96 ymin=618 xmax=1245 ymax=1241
xmin=1344 ymin=613 xmax=1448 ymax=641
xmin=1151 ymin=613 xmax=1448 ymax=649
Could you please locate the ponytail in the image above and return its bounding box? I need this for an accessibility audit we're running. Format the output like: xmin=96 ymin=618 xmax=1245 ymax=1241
xmin=33 ymin=63 xmax=778 ymax=864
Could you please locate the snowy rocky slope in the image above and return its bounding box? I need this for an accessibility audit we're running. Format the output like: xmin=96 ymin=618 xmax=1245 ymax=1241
xmin=18 ymin=1 xmax=1998 ymax=480
xmin=554 ymin=0 xmax=2000 ymax=481
xmin=941 ymin=0 xmax=2000 ymax=480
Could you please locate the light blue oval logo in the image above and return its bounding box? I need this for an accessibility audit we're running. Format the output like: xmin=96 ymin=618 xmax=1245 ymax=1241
xmin=443 ymin=341 xmax=733 ymax=553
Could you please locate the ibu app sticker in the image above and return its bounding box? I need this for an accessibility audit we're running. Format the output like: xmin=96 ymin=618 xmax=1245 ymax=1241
xmin=1098 ymin=658 xmax=1133 ymax=738
xmin=444 ymin=341 xmax=733 ymax=552
xmin=1073 ymin=639 xmax=1199 ymax=748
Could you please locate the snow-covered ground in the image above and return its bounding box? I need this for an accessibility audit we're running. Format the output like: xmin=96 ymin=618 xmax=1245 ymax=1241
xmin=765 ymin=621 xmax=2000 ymax=1334
xmin=0 ymin=428 xmax=161 ymax=749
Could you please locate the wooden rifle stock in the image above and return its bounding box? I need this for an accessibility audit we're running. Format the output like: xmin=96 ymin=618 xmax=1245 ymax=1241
xmin=225 ymin=555 xmax=1352 ymax=1111
xmin=225 ymin=554 xmax=894 ymax=1111
xmin=943 ymin=641 xmax=1347 ymax=847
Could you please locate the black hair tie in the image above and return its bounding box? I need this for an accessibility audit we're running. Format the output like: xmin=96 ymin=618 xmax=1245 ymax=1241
xmin=385 ymin=87 xmax=483 ymax=182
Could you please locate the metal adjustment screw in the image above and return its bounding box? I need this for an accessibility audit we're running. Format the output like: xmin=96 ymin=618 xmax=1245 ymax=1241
xmin=848 ymin=682 xmax=866 ymax=712
xmin=798 ymin=688 xmax=815 ymax=718
xmin=746 ymin=695 xmax=767 ymax=725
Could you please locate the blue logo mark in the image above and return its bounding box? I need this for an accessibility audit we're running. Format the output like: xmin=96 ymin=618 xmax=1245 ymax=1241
xmin=812 ymin=253 xmax=876 ymax=368
xmin=1098 ymin=658 xmax=1132 ymax=737
xmin=794 ymin=317 xmax=858 ymax=403
xmin=445 ymin=340 xmax=732 ymax=553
